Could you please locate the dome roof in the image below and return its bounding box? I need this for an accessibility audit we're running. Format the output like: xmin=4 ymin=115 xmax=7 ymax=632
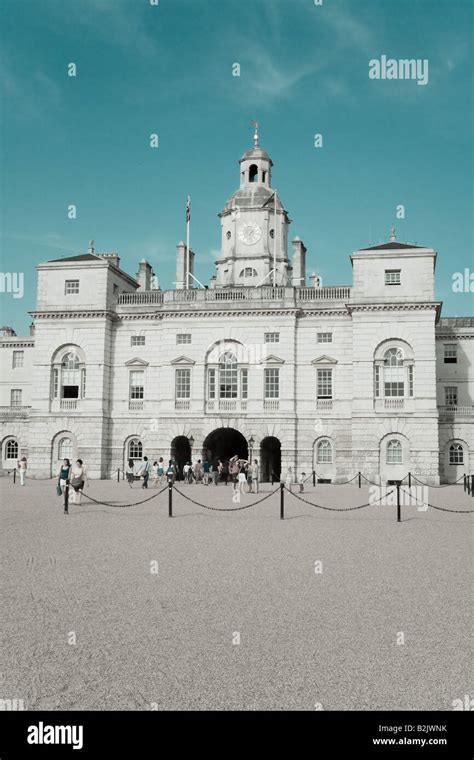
xmin=239 ymin=145 xmax=272 ymax=164
xmin=223 ymin=185 xmax=283 ymax=212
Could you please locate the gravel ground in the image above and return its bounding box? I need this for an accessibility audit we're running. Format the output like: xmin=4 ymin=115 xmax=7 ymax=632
xmin=1 ymin=476 xmax=472 ymax=711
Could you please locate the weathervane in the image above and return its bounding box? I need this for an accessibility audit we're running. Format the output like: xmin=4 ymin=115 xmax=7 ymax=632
xmin=251 ymin=120 xmax=259 ymax=147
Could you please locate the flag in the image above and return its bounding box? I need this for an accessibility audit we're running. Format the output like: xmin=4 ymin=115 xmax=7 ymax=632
xmin=186 ymin=195 xmax=191 ymax=223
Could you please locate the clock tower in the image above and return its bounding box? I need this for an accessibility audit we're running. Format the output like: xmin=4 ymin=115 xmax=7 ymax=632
xmin=214 ymin=124 xmax=291 ymax=288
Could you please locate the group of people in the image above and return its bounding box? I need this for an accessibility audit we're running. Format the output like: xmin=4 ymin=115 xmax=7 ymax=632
xmin=57 ymin=458 xmax=88 ymax=512
xmin=181 ymin=455 xmax=261 ymax=493
xmin=124 ymin=455 xmax=261 ymax=492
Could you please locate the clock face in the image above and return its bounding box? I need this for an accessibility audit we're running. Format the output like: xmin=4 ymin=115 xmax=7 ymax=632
xmin=238 ymin=222 xmax=262 ymax=246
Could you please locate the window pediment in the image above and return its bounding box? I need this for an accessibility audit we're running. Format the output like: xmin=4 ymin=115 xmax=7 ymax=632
xmin=259 ymin=354 xmax=285 ymax=365
xmin=125 ymin=358 xmax=149 ymax=367
xmin=171 ymin=355 xmax=195 ymax=365
xmin=311 ymin=355 xmax=338 ymax=365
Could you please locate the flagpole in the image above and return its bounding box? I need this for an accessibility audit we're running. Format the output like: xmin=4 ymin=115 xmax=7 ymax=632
xmin=273 ymin=190 xmax=278 ymax=287
xmin=185 ymin=194 xmax=190 ymax=290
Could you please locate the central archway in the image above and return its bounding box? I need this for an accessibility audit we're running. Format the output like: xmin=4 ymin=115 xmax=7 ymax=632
xmin=202 ymin=428 xmax=248 ymax=467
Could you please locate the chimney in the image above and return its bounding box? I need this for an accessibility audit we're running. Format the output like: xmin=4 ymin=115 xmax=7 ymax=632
xmin=310 ymin=272 xmax=321 ymax=288
xmin=29 ymin=322 xmax=35 ymax=337
xmin=291 ymin=236 xmax=307 ymax=287
xmin=97 ymin=252 xmax=120 ymax=268
xmin=175 ymin=241 xmax=195 ymax=290
xmin=136 ymin=259 xmax=153 ymax=290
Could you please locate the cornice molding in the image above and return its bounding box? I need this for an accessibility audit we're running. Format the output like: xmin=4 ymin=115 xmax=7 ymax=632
xmin=435 ymin=334 xmax=474 ymax=340
xmin=348 ymin=303 xmax=440 ymax=314
xmin=30 ymin=310 xmax=119 ymax=321
xmin=0 ymin=341 xmax=35 ymax=348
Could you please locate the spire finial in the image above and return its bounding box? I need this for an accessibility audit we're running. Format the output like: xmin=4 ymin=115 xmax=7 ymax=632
xmin=251 ymin=119 xmax=259 ymax=147
xmin=390 ymin=225 xmax=396 ymax=242
xmin=88 ymin=240 xmax=94 ymax=253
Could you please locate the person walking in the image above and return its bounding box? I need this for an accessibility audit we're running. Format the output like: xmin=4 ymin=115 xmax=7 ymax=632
xmin=151 ymin=461 xmax=159 ymax=487
xmin=252 ymin=459 xmax=260 ymax=493
xmin=299 ymin=472 xmax=306 ymax=493
xmin=70 ymin=459 xmax=88 ymax=505
xmin=183 ymin=461 xmax=191 ymax=483
xmin=284 ymin=466 xmax=293 ymax=491
xmin=157 ymin=457 xmax=165 ymax=484
xmin=17 ymin=456 xmax=27 ymax=486
xmin=193 ymin=459 xmax=203 ymax=484
xmin=58 ymin=458 xmax=72 ymax=513
xmin=126 ymin=458 xmax=135 ymax=487
xmin=140 ymin=456 xmax=151 ymax=489
xmin=238 ymin=462 xmax=247 ymax=493
xmin=166 ymin=460 xmax=176 ymax=484
xmin=211 ymin=462 xmax=219 ymax=486
xmin=202 ymin=460 xmax=210 ymax=486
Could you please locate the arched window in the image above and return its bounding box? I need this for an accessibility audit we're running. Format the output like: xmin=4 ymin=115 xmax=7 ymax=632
xmin=386 ymin=439 xmax=403 ymax=464
xmin=249 ymin=164 xmax=258 ymax=183
xmin=58 ymin=437 xmax=73 ymax=461
xmin=374 ymin=343 xmax=414 ymax=400
xmin=51 ymin=347 xmax=86 ymax=401
xmin=128 ymin=438 xmax=143 ymax=460
xmin=317 ymin=439 xmax=333 ymax=464
xmin=5 ymin=438 xmax=18 ymax=460
xmin=449 ymin=443 xmax=464 ymax=465
xmin=239 ymin=268 xmax=257 ymax=278
xmin=219 ymin=351 xmax=238 ymax=398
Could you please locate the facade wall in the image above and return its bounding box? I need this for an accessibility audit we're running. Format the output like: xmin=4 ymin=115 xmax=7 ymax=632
xmin=1 ymin=247 xmax=472 ymax=483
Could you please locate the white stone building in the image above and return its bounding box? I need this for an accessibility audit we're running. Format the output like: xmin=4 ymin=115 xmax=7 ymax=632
xmin=1 ymin=132 xmax=473 ymax=483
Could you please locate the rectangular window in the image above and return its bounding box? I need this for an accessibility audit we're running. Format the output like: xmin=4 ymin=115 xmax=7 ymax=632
xmin=12 ymin=350 xmax=24 ymax=368
xmin=374 ymin=365 xmax=380 ymax=397
xmin=131 ymin=336 xmax=145 ymax=347
xmin=129 ymin=371 xmax=144 ymax=400
xmin=384 ymin=270 xmax=401 ymax=285
xmin=317 ymin=332 xmax=332 ymax=343
xmin=317 ymin=369 xmax=333 ymax=399
xmin=175 ymin=368 xmax=191 ymax=399
xmin=65 ymin=280 xmax=80 ymax=295
xmin=443 ymin=344 xmax=457 ymax=363
xmin=241 ymin=369 xmax=248 ymax=399
xmin=408 ymin=365 xmax=414 ymax=397
xmin=445 ymin=386 xmax=458 ymax=407
xmin=11 ymin=389 xmax=22 ymax=406
xmin=208 ymin=369 xmax=216 ymax=399
xmin=176 ymin=334 xmax=191 ymax=344
xmin=264 ymin=368 xmax=280 ymax=398
xmin=264 ymin=332 xmax=280 ymax=343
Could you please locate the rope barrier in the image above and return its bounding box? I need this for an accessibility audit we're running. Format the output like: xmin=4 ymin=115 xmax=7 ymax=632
xmin=283 ymin=486 xmax=396 ymax=512
xmin=173 ymin=485 xmax=280 ymax=512
xmin=81 ymin=484 xmax=169 ymax=508
xmin=399 ymin=487 xmax=474 ymax=514
xmin=313 ymin=471 xmax=360 ymax=485
xmin=409 ymin=473 xmax=465 ymax=488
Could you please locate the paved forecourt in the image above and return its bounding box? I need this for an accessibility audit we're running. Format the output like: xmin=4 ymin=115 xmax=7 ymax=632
xmin=1 ymin=476 xmax=472 ymax=711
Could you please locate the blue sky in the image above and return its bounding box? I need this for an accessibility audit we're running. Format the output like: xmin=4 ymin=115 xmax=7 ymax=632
xmin=1 ymin=0 xmax=472 ymax=333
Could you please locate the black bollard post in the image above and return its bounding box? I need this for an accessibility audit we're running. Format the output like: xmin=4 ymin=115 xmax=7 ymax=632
xmin=408 ymin=472 xmax=412 ymax=488
xmin=358 ymin=471 xmax=361 ymax=488
xmin=463 ymin=474 xmax=466 ymax=492
xmin=64 ymin=484 xmax=69 ymax=514
xmin=168 ymin=481 xmax=173 ymax=517
xmin=280 ymin=482 xmax=285 ymax=520
xmin=471 ymin=475 xmax=474 ymax=498
xmin=13 ymin=468 xmax=16 ymax=484
xmin=312 ymin=470 xmax=316 ymax=487
xmin=117 ymin=468 xmax=120 ymax=483
xmin=396 ymin=481 xmax=401 ymax=523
